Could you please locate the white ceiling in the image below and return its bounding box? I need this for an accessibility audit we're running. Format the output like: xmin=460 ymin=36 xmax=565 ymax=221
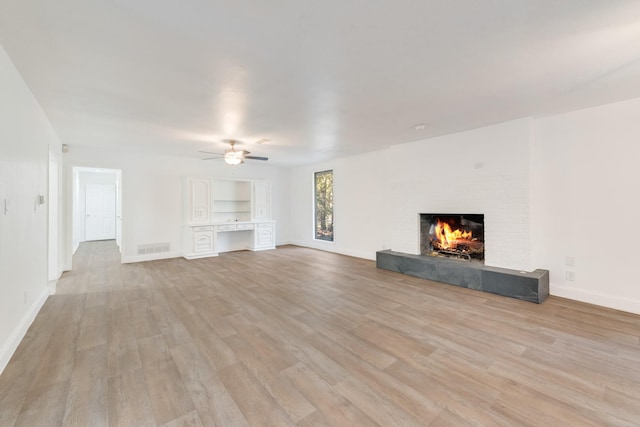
xmin=2 ymin=1 xmax=640 ymax=166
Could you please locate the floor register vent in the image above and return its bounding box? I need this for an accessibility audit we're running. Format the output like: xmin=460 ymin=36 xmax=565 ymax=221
xmin=137 ymin=242 xmax=171 ymax=255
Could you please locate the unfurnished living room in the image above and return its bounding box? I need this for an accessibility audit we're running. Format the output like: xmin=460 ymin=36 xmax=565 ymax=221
xmin=1 ymin=2 xmax=640 ymax=426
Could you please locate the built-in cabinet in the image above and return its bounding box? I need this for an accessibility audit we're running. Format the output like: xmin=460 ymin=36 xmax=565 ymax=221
xmin=185 ymin=178 xmax=211 ymax=225
xmin=252 ymin=180 xmax=271 ymax=221
xmin=254 ymin=222 xmax=275 ymax=249
xmin=183 ymin=178 xmax=275 ymax=259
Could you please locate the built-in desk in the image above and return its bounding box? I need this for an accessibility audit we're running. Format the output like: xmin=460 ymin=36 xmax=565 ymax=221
xmin=183 ymin=220 xmax=276 ymax=259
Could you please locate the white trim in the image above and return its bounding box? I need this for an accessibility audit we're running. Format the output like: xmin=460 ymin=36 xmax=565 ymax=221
xmin=251 ymin=246 xmax=276 ymax=252
xmin=551 ymin=284 xmax=640 ymax=315
xmin=312 ymin=238 xmax=336 ymax=245
xmin=183 ymin=252 xmax=219 ymax=260
xmin=48 ymin=279 xmax=57 ymax=295
xmin=288 ymin=240 xmax=375 ymax=261
xmin=0 ymin=286 xmax=49 ymax=375
xmin=121 ymin=251 xmax=183 ymax=264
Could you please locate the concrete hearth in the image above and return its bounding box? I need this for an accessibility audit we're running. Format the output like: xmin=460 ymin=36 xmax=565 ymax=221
xmin=376 ymin=250 xmax=549 ymax=303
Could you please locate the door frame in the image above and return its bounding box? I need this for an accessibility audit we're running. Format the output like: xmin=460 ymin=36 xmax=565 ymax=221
xmin=71 ymin=167 xmax=122 ymax=254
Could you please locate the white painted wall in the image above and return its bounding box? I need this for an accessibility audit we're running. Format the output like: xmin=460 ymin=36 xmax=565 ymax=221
xmin=531 ymin=97 xmax=640 ymax=314
xmin=0 ymin=44 xmax=61 ymax=373
xmin=288 ymin=150 xmax=392 ymax=260
xmin=62 ymin=146 xmax=291 ymax=265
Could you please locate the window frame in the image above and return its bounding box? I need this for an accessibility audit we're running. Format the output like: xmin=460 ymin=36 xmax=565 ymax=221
xmin=313 ymin=169 xmax=334 ymax=242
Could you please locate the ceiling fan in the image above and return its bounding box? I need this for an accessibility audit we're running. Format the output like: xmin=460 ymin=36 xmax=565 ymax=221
xmin=200 ymin=139 xmax=269 ymax=165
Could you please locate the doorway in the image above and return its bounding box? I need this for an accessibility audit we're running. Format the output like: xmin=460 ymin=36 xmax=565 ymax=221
xmin=72 ymin=167 xmax=122 ymax=254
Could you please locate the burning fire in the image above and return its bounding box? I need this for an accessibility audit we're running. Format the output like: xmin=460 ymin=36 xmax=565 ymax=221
xmin=434 ymin=219 xmax=472 ymax=249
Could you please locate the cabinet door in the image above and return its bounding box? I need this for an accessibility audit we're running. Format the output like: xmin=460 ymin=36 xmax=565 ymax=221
xmin=193 ymin=231 xmax=214 ymax=254
xmin=254 ymin=222 xmax=275 ymax=249
xmin=252 ymin=180 xmax=271 ymax=221
xmin=187 ymin=178 xmax=211 ymax=224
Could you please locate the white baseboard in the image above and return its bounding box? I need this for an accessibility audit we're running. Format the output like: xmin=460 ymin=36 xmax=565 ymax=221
xmin=287 ymin=240 xmax=375 ymax=261
xmin=48 ymin=280 xmax=57 ymax=295
xmin=551 ymin=284 xmax=640 ymax=315
xmin=121 ymin=251 xmax=183 ymax=264
xmin=0 ymin=286 xmax=50 ymax=375
xmin=183 ymin=252 xmax=219 ymax=260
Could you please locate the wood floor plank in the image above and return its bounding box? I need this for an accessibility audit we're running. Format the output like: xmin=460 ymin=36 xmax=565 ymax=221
xmin=223 ymin=332 xmax=316 ymax=422
xmin=1 ymin=240 xmax=639 ymax=426
xmin=305 ymin=331 xmax=442 ymax=423
xmin=61 ymin=345 xmax=108 ymax=427
xmin=170 ymin=342 xmax=250 ymax=427
xmin=137 ymin=334 xmax=195 ymax=425
xmin=333 ymin=375 xmax=428 ymax=427
xmin=283 ymin=362 xmax=380 ymax=427
xmin=158 ymin=409 xmax=204 ymax=427
xmin=142 ymin=358 xmax=195 ymax=426
xmin=106 ymin=312 xmax=142 ymax=379
xmin=218 ymin=363 xmax=296 ymax=426
xmin=13 ymin=381 xmax=69 ymax=427
xmin=179 ymin=312 xmax=238 ymax=371
xmin=107 ymin=368 xmax=155 ymax=427
xmin=296 ymin=410 xmax=332 ymax=427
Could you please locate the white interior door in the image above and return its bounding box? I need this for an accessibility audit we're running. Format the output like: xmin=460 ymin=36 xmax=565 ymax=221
xmin=86 ymin=183 xmax=116 ymax=241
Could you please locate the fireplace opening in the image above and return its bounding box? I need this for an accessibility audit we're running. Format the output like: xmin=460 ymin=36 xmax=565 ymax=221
xmin=420 ymin=214 xmax=484 ymax=262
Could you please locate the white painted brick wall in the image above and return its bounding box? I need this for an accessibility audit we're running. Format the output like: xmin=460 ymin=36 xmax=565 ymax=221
xmin=386 ymin=119 xmax=532 ymax=271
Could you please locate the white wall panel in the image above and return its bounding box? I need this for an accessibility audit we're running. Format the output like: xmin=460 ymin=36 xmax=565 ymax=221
xmin=0 ymin=43 xmax=61 ymax=373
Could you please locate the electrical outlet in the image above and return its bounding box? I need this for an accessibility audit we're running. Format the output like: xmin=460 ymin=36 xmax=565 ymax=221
xmin=565 ymin=271 xmax=575 ymax=282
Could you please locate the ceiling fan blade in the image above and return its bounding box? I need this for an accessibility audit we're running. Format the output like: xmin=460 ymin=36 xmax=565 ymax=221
xmin=244 ymin=155 xmax=268 ymax=161
xmin=201 ymin=156 xmax=224 ymax=160
xmin=199 ymin=150 xmax=224 ymax=155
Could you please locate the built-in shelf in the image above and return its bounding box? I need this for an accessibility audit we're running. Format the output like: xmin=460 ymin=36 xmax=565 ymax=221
xmin=213 ymin=197 xmax=251 ymax=223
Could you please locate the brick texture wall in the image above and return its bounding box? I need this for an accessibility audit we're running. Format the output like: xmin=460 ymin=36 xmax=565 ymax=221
xmin=385 ymin=119 xmax=532 ymax=271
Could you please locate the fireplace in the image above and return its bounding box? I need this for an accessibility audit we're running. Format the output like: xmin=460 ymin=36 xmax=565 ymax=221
xmin=420 ymin=214 xmax=485 ymax=262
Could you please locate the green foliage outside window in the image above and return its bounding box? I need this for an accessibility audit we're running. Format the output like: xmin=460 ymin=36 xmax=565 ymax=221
xmin=314 ymin=170 xmax=333 ymax=241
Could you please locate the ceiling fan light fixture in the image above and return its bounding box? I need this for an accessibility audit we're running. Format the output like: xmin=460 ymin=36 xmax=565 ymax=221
xmin=224 ymin=150 xmax=243 ymax=165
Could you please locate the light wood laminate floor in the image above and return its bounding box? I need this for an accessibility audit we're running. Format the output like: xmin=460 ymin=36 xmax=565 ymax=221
xmin=1 ymin=241 xmax=640 ymax=426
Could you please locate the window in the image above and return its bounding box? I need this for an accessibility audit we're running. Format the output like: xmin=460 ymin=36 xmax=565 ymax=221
xmin=314 ymin=170 xmax=333 ymax=241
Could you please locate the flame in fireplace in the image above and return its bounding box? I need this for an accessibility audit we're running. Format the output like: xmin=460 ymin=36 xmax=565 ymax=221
xmin=434 ymin=219 xmax=472 ymax=249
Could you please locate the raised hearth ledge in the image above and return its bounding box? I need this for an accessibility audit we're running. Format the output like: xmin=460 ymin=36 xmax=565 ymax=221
xmin=376 ymin=250 xmax=549 ymax=303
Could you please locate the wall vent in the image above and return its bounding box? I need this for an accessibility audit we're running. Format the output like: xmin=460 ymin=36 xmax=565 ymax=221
xmin=137 ymin=242 xmax=171 ymax=255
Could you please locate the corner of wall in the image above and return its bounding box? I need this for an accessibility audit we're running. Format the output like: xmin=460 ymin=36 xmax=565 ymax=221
xmin=0 ymin=286 xmax=50 ymax=375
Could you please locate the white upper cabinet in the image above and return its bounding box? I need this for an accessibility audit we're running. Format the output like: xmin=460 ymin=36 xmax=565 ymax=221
xmin=185 ymin=178 xmax=211 ymax=225
xmin=252 ymin=180 xmax=271 ymax=221
xmin=184 ymin=178 xmax=272 ymax=225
